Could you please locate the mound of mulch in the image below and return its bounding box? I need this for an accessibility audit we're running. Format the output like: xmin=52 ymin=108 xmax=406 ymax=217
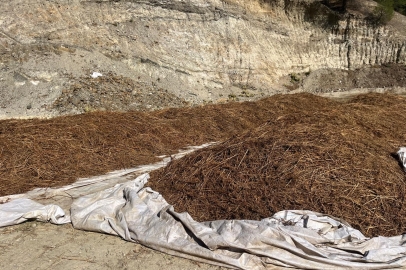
xmin=0 ymin=97 xmax=280 ymax=196
xmin=149 ymin=93 xmax=406 ymax=237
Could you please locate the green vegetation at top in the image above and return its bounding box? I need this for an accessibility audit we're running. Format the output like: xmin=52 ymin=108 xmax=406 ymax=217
xmin=382 ymin=0 xmax=406 ymax=15
xmin=370 ymin=0 xmax=406 ymax=25
xmin=321 ymin=0 xmax=406 ymax=25
xmin=323 ymin=0 xmax=406 ymax=14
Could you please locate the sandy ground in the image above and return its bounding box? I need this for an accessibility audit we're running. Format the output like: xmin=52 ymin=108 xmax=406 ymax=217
xmin=0 ymin=222 xmax=224 ymax=270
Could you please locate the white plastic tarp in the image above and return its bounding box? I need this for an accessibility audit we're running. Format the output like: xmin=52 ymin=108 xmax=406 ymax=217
xmin=1 ymin=148 xmax=406 ymax=269
xmin=69 ymin=173 xmax=406 ymax=270
xmin=399 ymin=147 xmax=406 ymax=170
xmin=0 ymin=198 xmax=69 ymax=226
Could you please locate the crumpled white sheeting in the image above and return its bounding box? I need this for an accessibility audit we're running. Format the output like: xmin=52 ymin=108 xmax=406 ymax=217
xmin=398 ymin=147 xmax=406 ymax=170
xmin=0 ymin=198 xmax=70 ymax=226
xmin=70 ymin=173 xmax=406 ymax=270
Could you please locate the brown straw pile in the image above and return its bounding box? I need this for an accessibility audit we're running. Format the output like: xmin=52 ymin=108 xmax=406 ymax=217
xmin=0 ymin=99 xmax=275 ymax=196
xmin=149 ymin=93 xmax=406 ymax=237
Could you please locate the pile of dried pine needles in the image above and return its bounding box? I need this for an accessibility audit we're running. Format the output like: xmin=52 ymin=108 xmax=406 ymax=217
xmin=2 ymin=92 xmax=406 ymax=237
xmin=149 ymin=93 xmax=406 ymax=237
xmin=0 ymin=99 xmax=274 ymax=195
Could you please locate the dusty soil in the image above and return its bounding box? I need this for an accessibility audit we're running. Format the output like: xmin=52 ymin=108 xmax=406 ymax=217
xmin=2 ymin=60 xmax=406 ymax=120
xmin=301 ymin=64 xmax=406 ymax=93
xmin=279 ymin=64 xmax=406 ymax=93
xmin=0 ymin=222 xmax=225 ymax=270
xmin=53 ymin=72 xmax=188 ymax=114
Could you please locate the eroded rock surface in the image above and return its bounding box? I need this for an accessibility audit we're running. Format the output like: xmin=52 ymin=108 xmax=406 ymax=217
xmin=0 ymin=0 xmax=405 ymax=118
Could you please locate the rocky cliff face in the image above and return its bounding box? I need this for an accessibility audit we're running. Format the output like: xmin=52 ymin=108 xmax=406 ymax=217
xmin=0 ymin=0 xmax=405 ymax=118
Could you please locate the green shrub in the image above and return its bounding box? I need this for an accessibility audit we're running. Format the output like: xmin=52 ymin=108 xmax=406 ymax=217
xmin=228 ymin=94 xmax=239 ymax=101
xmin=239 ymin=90 xmax=255 ymax=97
xmin=368 ymin=0 xmax=406 ymax=25
xmin=373 ymin=0 xmax=395 ymax=25
xmin=290 ymin=73 xmax=300 ymax=83
xmin=374 ymin=0 xmax=406 ymax=15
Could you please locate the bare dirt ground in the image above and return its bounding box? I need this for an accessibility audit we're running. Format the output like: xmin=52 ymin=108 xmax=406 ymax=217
xmin=0 ymin=222 xmax=224 ymax=270
xmin=279 ymin=64 xmax=406 ymax=94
